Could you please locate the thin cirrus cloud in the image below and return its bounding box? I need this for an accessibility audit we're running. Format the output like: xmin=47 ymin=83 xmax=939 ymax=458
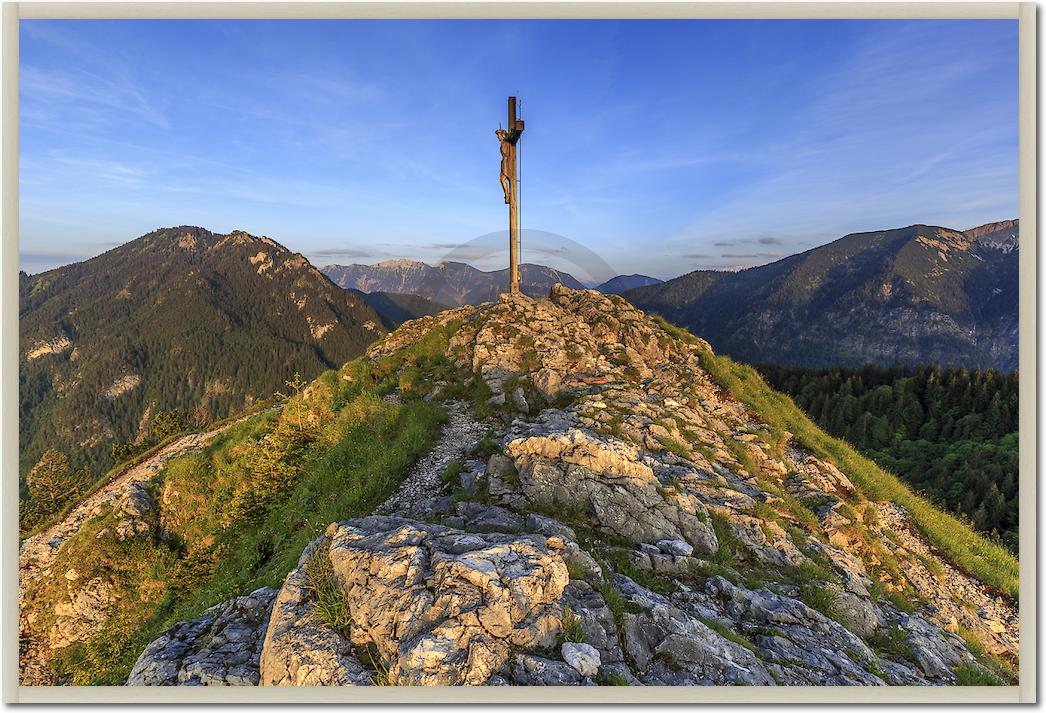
xmin=308 ymin=246 xmax=375 ymax=260
xmin=18 ymin=19 xmax=1017 ymax=278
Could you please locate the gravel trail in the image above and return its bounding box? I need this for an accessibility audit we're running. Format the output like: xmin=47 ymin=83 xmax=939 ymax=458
xmin=374 ymin=400 xmax=488 ymax=515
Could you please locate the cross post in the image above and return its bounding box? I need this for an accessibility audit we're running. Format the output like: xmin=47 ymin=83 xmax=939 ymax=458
xmin=499 ymin=96 xmax=525 ymax=293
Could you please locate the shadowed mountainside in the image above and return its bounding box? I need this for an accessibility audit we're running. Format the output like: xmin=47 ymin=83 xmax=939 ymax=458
xmin=625 ymin=221 xmax=1018 ymax=371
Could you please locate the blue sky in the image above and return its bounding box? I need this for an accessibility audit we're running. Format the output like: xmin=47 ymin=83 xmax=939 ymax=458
xmin=20 ymin=19 xmax=1017 ymax=278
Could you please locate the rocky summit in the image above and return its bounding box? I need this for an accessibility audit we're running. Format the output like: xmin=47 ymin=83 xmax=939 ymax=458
xmin=22 ymin=285 xmax=1017 ymax=687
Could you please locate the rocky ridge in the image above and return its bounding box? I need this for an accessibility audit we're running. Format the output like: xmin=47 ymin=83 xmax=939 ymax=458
xmin=48 ymin=285 xmax=1016 ymax=687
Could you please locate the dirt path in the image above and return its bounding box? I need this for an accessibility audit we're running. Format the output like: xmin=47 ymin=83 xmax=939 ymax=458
xmin=19 ymin=415 xmax=259 ymax=603
xmin=374 ymin=400 xmax=488 ymax=515
xmin=18 ymin=414 xmax=267 ymax=685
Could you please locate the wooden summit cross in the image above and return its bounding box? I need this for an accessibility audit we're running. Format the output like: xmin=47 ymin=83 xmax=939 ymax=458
xmin=496 ymin=96 xmax=525 ymax=293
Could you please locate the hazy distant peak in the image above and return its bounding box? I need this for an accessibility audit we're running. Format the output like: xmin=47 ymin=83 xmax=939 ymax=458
xmin=374 ymin=258 xmax=430 ymax=269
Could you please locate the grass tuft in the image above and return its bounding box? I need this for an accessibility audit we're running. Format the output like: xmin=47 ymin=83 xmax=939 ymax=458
xmin=303 ymin=543 xmax=352 ymax=636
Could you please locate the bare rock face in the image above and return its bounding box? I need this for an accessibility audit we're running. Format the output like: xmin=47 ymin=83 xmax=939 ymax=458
xmin=504 ymin=423 xmax=718 ymax=555
xmin=257 ymin=517 xmax=571 ymax=687
xmin=128 ymin=588 xmax=277 ymax=686
xmin=260 ymin=539 xmax=375 ymax=686
xmin=326 ymin=516 xmax=569 ymax=686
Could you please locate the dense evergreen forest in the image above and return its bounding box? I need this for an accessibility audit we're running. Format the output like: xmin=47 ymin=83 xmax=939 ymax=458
xmin=758 ymin=364 xmax=1018 ymax=551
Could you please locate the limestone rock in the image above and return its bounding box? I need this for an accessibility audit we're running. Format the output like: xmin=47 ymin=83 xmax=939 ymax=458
xmin=509 ymin=654 xmax=584 ymax=685
xmin=128 ymin=588 xmax=277 ymax=686
xmin=323 ymin=516 xmax=569 ymax=686
xmin=562 ymin=642 xmax=601 ymax=677
xmin=505 ymin=424 xmax=718 ymax=554
xmin=260 ymin=539 xmax=374 ymax=686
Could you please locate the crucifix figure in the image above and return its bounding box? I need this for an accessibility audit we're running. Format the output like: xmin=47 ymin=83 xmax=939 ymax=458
xmin=497 ymin=96 xmax=525 ymax=293
xmin=496 ymin=129 xmax=514 ymax=205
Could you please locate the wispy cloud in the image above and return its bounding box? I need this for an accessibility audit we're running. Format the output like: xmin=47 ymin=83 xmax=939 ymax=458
xmin=721 ymin=252 xmax=785 ymax=259
xmin=21 ymin=64 xmax=169 ymax=129
xmin=308 ymin=245 xmax=374 ymax=260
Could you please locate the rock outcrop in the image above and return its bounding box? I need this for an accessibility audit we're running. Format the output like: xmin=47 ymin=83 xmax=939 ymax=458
xmin=262 ymin=517 xmax=570 ymax=686
xmin=42 ymin=284 xmax=1015 ymax=688
xmin=128 ymin=588 xmax=277 ymax=686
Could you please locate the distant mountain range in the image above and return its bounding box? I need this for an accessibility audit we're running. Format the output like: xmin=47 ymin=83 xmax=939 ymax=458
xmin=19 ymin=217 xmax=1018 ymax=485
xmin=321 ymin=259 xmax=588 ymax=307
xmin=19 ymin=226 xmax=387 ymax=481
xmin=624 ymin=220 xmax=1018 ymax=371
xmin=321 ymin=259 xmax=666 ymax=307
xmin=595 ymin=274 xmax=664 ymax=294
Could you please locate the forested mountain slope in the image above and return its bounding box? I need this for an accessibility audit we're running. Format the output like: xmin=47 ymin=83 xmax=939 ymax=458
xmin=758 ymin=364 xmax=1018 ymax=550
xmin=19 ymin=226 xmax=385 ymax=495
xmin=625 ymin=221 xmax=1018 ymax=370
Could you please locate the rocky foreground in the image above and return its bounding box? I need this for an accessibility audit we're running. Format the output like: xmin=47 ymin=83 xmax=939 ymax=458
xmin=25 ymin=285 xmax=1018 ymax=687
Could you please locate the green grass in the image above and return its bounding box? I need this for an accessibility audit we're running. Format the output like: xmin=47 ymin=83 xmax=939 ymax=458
xmin=653 ymin=315 xmax=1019 ymax=599
xmin=708 ymin=511 xmax=743 ymax=566
xmin=598 ymin=669 xmax=631 ymax=686
xmin=38 ymin=325 xmax=455 ymax=685
xmin=355 ymin=642 xmax=393 ymax=685
xmin=798 ymin=584 xmax=840 ymax=620
xmin=603 ymin=548 xmax=676 ymax=595
xmin=954 ymin=625 xmax=1019 ymax=684
xmin=698 ymin=616 xmax=757 ymax=652
xmin=439 ymin=458 xmax=466 ymax=485
xmin=565 ymin=556 xmax=590 ymax=581
xmin=469 ymin=430 xmax=502 ymax=460
xmin=952 ymin=662 xmax=1008 ymax=686
xmin=560 ymin=606 xmax=587 ymax=644
xmin=786 ymin=559 xmax=835 ymax=586
xmin=865 ymin=624 xmax=916 ymax=663
xmin=654 ymin=434 xmax=692 ymax=460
